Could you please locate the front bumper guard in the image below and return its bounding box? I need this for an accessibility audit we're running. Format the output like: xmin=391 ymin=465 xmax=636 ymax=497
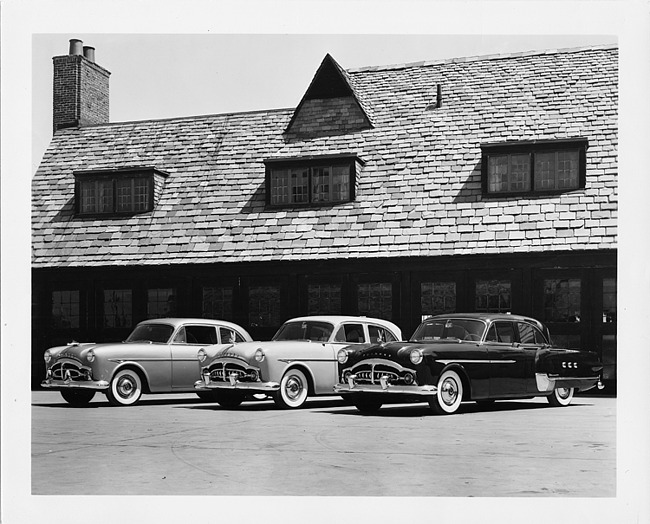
xmin=194 ymin=372 xmax=280 ymax=393
xmin=333 ymin=374 xmax=437 ymax=396
xmin=41 ymin=378 xmax=109 ymax=391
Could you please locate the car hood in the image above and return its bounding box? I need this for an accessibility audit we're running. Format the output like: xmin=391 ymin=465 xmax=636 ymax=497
xmin=47 ymin=341 xmax=156 ymax=363
xmin=345 ymin=340 xmax=471 ymax=365
xmin=211 ymin=340 xmax=324 ymax=363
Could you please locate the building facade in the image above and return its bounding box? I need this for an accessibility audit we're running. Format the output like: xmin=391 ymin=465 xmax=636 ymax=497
xmin=32 ymin=40 xmax=618 ymax=388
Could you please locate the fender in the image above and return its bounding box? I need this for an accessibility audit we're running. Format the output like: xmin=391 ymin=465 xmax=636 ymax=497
xmin=435 ymin=363 xmax=472 ymax=400
xmin=109 ymin=361 xmax=152 ymax=392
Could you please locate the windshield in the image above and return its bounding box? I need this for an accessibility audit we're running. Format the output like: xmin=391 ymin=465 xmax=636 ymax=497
xmin=125 ymin=323 xmax=175 ymax=344
xmin=272 ymin=321 xmax=334 ymax=342
xmin=411 ymin=319 xmax=486 ymax=342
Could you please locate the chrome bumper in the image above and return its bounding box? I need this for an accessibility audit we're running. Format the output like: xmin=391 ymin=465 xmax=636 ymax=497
xmin=194 ymin=373 xmax=280 ymax=393
xmin=536 ymin=373 xmax=603 ymax=392
xmin=333 ymin=374 xmax=437 ymax=396
xmin=41 ymin=378 xmax=109 ymax=391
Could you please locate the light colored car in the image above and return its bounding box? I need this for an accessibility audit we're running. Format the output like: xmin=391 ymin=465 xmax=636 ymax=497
xmin=195 ymin=315 xmax=402 ymax=409
xmin=41 ymin=318 xmax=252 ymax=406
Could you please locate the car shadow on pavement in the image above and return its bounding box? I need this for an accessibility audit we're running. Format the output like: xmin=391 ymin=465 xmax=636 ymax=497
xmin=186 ymin=397 xmax=351 ymax=411
xmin=324 ymin=399 xmax=596 ymax=417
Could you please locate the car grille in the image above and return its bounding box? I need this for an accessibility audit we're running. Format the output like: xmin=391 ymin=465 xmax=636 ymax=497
xmin=345 ymin=361 xmax=415 ymax=386
xmin=207 ymin=361 xmax=259 ymax=382
xmin=50 ymin=361 xmax=91 ymax=381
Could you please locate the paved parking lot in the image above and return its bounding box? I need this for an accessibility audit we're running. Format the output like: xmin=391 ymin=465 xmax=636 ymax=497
xmin=31 ymin=390 xmax=615 ymax=498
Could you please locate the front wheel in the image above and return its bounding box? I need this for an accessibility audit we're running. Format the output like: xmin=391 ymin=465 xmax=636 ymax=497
xmin=107 ymin=368 xmax=143 ymax=406
xmin=61 ymin=389 xmax=96 ymax=407
xmin=429 ymin=369 xmax=463 ymax=415
xmin=273 ymin=369 xmax=309 ymax=409
xmin=547 ymin=387 xmax=574 ymax=407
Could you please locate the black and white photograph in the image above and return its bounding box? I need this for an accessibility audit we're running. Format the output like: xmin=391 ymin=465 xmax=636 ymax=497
xmin=2 ymin=1 xmax=649 ymax=523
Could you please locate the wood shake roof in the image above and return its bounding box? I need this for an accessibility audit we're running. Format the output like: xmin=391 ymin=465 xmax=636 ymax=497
xmin=32 ymin=45 xmax=618 ymax=268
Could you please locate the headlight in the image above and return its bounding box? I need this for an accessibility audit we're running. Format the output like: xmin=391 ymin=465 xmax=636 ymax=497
xmin=86 ymin=349 xmax=96 ymax=363
xmin=337 ymin=349 xmax=348 ymax=364
xmin=197 ymin=348 xmax=207 ymax=362
xmin=44 ymin=350 xmax=52 ymax=363
xmin=409 ymin=349 xmax=423 ymax=365
xmin=254 ymin=349 xmax=265 ymax=362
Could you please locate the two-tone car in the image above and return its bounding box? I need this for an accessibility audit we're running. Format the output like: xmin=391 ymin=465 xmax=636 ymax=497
xmin=334 ymin=313 xmax=604 ymax=415
xmin=42 ymin=318 xmax=252 ymax=406
xmin=195 ymin=315 xmax=402 ymax=409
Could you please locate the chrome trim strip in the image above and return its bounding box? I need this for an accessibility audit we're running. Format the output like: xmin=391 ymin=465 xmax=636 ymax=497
xmin=278 ymin=358 xmax=336 ymax=364
xmin=194 ymin=380 xmax=280 ymax=392
xmin=334 ymin=382 xmax=437 ymax=396
xmin=41 ymin=379 xmax=110 ymax=391
xmin=436 ymin=359 xmax=516 ymax=364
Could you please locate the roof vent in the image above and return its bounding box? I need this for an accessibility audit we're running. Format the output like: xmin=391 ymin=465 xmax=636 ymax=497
xmin=69 ymin=38 xmax=83 ymax=55
xmin=426 ymin=84 xmax=443 ymax=110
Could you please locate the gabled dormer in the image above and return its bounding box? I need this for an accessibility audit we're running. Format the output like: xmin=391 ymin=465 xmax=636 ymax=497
xmin=285 ymin=54 xmax=373 ymax=137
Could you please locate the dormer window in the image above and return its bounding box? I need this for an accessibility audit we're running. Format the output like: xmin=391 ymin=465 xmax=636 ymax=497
xmin=265 ymin=154 xmax=362 ymax=207
xmin=74 ymin=167 xmax=168 ymax=216
xmin=481 ymin=139 xmax=587 ymax=196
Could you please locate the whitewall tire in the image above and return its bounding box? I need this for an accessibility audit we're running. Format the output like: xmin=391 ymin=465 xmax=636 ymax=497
xmin=429 ymin=369 xmax=463 ymax=415
xmin=107 ymin=368 xmax=143 ymax=406
xmin=274 ymin=368 xmax=309 ymax=409
xmin=547 ymin=387 xmax=574 ymax=407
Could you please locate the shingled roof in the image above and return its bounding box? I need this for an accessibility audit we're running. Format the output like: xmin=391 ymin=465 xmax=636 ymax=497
xmin=32 ymin=45 xmax=618 ymax=268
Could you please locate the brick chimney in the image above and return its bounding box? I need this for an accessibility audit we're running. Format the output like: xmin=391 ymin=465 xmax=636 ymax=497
xmin=52 ymin=39 xmax=110 ymax=133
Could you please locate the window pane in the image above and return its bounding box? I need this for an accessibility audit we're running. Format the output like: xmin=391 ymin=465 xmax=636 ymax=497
xmin=133 ymin=178 xmax=150 ymax=211
xmin=509 ymin=154 xmax=531 ymax=191
xmin=543 ymin=279 xmax=581 ymax=323
xmin=291 ymin=168 xmax=309 ymax=203
xmin=249 ymin=285 xmax=281 ymax=327
xmin=270 ymin=169 xmax=289 ymax=205
xmin=534 ymin=150 xmax=579 ymax=191
xmin=104 ymin=289 xmax=133 ymax=328
xmin=488 ymin=155 xmax=509 ymax=192
xmin=421 ymin=281 xmax=456 ymax=316
xmin=312 ymin=166 xmax=331 ymax=203
xmin=80 ymin=180 xmax=97 ymax=213
xmin=147 ymin=288 xmax=176 ymax=319
xmin=202 ymin=286 xmax=233 ymax=320
xmin=475 ymin=280 xmax=511 ymax=313
xmin=52 ymin=290 xmax=80 ymax=329
xmin=535 ymin=151 xmax=557 ymax=190
xmin=358 ymin=282 xmax=392 ymax=319
xmin=556 ymin=150 xmax=579 ymax=189
xmin=602 ymin=278 xmax=616 ymax=323
xmin=307 ymin=283 xmax=341 ymax=315
xmin=331 ymin=165 xmax=350 ymax=201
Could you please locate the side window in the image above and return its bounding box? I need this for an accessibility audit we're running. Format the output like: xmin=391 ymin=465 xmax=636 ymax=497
xmin=518 ymin=323 xmax=536 ymax=344
xmin=220 ymin=327 xmax=246 ymax=344
xmin=334 ymin=324 xmax=366 ymax=343
xmin=183 ymin=326 xmax=218 ymax=344
xmin=173 ymin=327 xmax=186 ymax=343
xmin=487 ymin=322 xmax=516 ymax=344
xmin=368 ymin=325 xmax=397 ymax=344
xmin=518 ymin=322 xmax=549 ymax=345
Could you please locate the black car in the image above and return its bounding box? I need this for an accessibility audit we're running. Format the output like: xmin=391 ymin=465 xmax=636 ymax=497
xmin=334 ymin=313 xmax=603 ymax=415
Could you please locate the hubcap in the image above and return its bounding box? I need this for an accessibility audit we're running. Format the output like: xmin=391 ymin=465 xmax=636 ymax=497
xmin=557 ymin=387 xmax=570 ymax=399
xmin=285 ymin=376 xmax=303 ymax=400
xmin=117 ymin=376 xmax=136 ymax=398
xmin=440 ymin=378 xmax=458 ymax=406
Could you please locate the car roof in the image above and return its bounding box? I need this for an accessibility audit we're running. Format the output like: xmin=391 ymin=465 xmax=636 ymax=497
xmin=428 ymin=313 xmax=542 ymax=324
xmin=285 ymin=315 xmax=402 ymax=336
xmin=137 ymin=318 xmax=250 ymax=333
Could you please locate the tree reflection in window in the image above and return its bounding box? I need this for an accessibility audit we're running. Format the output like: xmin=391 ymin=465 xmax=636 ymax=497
xmin=51 ymin=290 xmax=80 ymax=329
xmin=543 ymin=279 xmax=581 ymax=323
xmin=104 ymin=289 xmax=132 ymax=328
xmin=475 ymin=280 xmax=511 ymax=313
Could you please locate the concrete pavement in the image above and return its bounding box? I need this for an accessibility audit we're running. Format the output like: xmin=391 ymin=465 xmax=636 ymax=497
xmin=31 ymin=390 xmax=615 ymax=497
